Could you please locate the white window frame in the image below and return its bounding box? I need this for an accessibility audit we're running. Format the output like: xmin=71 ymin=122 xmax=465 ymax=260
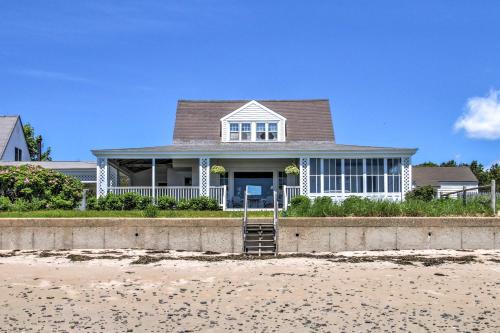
xmin=344 ymin=159 xmax=364 ymax=193
xmin=229 ymin=123 xmax=240 ymax=141
xmin=366 ymin=158 xmax=385 ymax=193
xmin=387 ymin=158 xmax=402 ymax=193
xmin=323 ymin=158 xmax=342 ymax=193
xmin=230 ymin=121 xmax=279 ymax=142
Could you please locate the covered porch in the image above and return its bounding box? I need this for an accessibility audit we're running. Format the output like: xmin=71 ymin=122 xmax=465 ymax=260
xmin=96 ymin=157 xmax=301 ymax=210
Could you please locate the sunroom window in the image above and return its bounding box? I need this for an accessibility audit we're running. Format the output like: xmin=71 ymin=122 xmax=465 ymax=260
xmin=366 ymin=158 xmax=384 ymax=192
xmin=324 ymin=159 xmax=342 ymax=193
xmin=387 ymin=158 xmax=401 ymax=192
xmin=344 ymin=159 xmax=363 ymax=193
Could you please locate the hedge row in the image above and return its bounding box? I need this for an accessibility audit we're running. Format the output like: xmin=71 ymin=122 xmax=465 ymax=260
xmin=285 ymin=195 xmax=494 ymax=217
xmin=0 ymin=165 xmax=83 ymax=211
xmin=86 ymin=193 xmax=220 ymax=211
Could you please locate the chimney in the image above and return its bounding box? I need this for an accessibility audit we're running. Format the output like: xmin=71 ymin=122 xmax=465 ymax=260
xmin=37 ymin=137 xmax=42 ymax=161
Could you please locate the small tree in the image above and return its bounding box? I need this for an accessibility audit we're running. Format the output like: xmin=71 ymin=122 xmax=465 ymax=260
xmin=23 ymin=123 xmax=52 ymax=161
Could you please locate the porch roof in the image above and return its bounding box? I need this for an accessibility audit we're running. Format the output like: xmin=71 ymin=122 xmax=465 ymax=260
xmin=92 ymin=142 xmax=417 ymax=157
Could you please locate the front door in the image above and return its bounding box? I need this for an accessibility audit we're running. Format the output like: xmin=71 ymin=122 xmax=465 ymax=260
xmin=233 ymin=172 xmax=274 ymax=208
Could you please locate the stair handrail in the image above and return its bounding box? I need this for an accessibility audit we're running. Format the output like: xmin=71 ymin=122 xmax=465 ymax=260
xmin=242 ymin=187 xmax=248 ymax=253
xmin=273 ymin=190 xmax=279 ymax=255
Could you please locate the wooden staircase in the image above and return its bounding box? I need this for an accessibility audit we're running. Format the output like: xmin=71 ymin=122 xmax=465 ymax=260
xmin=243 ymin=222 xmax=276 ymax=255
xmin=242 ymin=189 xmax=279 ymax=256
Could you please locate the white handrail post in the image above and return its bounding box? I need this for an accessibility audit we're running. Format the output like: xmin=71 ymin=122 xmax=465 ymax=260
xmin=283 ymin=185 xmax=288 ymax=209
xmin=492 ymin=180 xmax=496 ymax=215
xmin=222 ymin=185 xmax=227 ymax=211
xmin=152 ymin=158 xmax=156 ymax=204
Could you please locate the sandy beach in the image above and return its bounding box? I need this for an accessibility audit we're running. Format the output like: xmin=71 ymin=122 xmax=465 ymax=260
xmin=0 ymin=249 xmax=499 ymax=332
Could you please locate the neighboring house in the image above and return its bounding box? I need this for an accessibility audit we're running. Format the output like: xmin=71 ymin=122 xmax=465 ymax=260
xmin=0 ymin=116 xmax=30 ymax=161
xmin=0 ymin=161 xmax=97 ymax=191
xmin=92 ymin=99 xmax=417 ymax=209
xmin=412 ymin=166 xmax=478 ymax=197
xmin=0 ymin=115 xmax=97 ymax=190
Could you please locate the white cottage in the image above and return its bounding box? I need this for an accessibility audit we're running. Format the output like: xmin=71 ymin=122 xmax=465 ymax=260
xmin=92 ymin=100 xmax=417 ymax=209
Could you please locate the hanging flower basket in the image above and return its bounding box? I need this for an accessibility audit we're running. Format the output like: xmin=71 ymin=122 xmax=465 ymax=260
xmin=210 ymin=165 xmax=226 ymax=175
xmin=285 ymin=163 xmax=300 ymax=176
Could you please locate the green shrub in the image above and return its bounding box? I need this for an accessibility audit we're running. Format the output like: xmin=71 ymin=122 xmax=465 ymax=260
xmin=104 ymin=193 xmax=123 ymax=210
xmin=177 ymin=199 xmax=191 ymax=210
xmin=310 ymin=196 xmax=333 ymax=217
xmin=0 ymin=165 xmax=83 ymax=210
xmin=86 ymin=196 xmax=98 ymax=210
xmin=0 ymin=196 xmax=12 ymax=211
xmin=137 ymin=196 xmax=152 ymax=210
xmin=157 ymin=196 xmax=176 ymax=210
xmin=10 ymin=198 xmax=31 ymax=212
xmin=287 ymin=195 xmax=311 ymax=216
xmin=405 ymin=185 xmax=436 ymax=202
xmin=188 ymin=196 xmax=219 ymax=210
xmin=121 ymin=192 xmax=139 ymax=210
xmin=143 ymin=204 xmax=159 ymax=217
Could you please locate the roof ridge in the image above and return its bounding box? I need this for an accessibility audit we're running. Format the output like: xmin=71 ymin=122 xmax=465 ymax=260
xmin=178 ymin=99 xmax=330 ymax=103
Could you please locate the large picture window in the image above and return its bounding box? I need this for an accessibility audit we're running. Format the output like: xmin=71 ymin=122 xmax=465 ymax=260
xmin=309 ymin=158 xmax=321 ymax=193
xmin=344 ymin=159 xmax=363 ymax=193
xmin=323 ymin=159 xmax=341 ymax=193
xmin=387 ymin=158 xmax=401 ymax=193
xmin=366 ymin=158 xmax=384 ymax=192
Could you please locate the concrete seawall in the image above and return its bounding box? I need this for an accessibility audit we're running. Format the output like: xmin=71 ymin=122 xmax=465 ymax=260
xmin=0 ymin=217 xmax=499 ymax=252
xmin=278 ymin=217 xmax=500 ymax=252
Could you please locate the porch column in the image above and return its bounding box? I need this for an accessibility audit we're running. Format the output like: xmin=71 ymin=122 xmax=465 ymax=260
xmin=96 ymin=157 xmax=108 ymax=198
xmin=152 ymin=158 xmax=156 ymax=202
xmin=199 ymin=157 xmax=210 ymax=197
xmin=401 ymin=157 xmax=412 ymax=200
xmin=299 ymin=157 xmax=309 ymax=196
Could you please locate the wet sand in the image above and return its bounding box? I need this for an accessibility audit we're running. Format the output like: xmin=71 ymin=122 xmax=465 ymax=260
xmin=0 ymin=249 xmax=499 ymax=332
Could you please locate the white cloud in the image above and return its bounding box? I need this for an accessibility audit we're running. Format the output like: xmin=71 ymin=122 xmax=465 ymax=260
xmin=454 ymin=90 xmax=500 ymax=140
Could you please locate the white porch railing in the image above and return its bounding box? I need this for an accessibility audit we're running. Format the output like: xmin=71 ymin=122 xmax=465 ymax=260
xmin=155 ymin=186 xmax=199 ymax=201
xmin=209 ymin=185 xmax=227 ymax=210
xmin=108 ymin=186 xmax=153 ymax=197
xmin=106 ymin=186 xmax=227 ymax=210
xmin=283 ymin=185 xmax=301 ymax=208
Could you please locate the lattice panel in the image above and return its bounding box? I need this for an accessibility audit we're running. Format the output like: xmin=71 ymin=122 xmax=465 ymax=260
xmin=199 ymin=157 xmax=210 ymax=196
xmin=300 ymin=157 xmax=309 ymax=195
xmin=108 ymin=166 xmax=118 ymax=187
xmin=402 ymin=157 xmax=411 ymax=195
xmin=97 ymin=158 xmax=107 ymax=197
xmin=72 ymin=174 xmax=97 ymax=182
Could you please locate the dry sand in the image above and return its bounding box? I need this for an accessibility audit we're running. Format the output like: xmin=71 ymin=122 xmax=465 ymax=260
xmin=0 ymin=249 xmax=499 ymax=332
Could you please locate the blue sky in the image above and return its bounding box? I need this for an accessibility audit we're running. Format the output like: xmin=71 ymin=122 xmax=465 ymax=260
xmin=1 ymin=0 xmax=499 ymax=166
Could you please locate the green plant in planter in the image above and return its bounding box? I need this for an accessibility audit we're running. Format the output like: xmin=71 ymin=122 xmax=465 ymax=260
xmin=210 ymin=165 xmax=226 ymax=175
xmin=285 ymin=163 xmax=300 ymax=175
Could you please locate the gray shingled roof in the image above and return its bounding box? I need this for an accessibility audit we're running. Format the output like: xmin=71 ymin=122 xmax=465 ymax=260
xmin=0 ymin=116 xmax=20 ymax=159
xmin=173 ymin=99 xmax=335 ymax=143
xmin=0 ymin=161 xmax=96 ymax=170
xmin=93 ymin=142 xmax=417 ymax=155
xmin=412 ymin=167 xmax=478 ymax=187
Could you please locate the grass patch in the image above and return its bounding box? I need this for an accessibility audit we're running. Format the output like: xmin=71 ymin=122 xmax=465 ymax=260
xmin=0 ymin=210 xmax=274 ymax=218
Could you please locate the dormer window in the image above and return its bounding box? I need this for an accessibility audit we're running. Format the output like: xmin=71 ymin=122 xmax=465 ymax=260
xmin=229 ymin=122 xmax=251 ymax=141
xmin=256 ymin=122 xmax=278 ymax=141
xmin=241 ymin=123 xmax=251 ymax=141
xmin=221 ymin=100 xmax=287 ymax=142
